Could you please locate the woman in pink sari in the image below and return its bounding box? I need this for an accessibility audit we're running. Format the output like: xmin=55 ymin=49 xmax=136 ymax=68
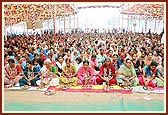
xmin=77 ymin=60 xmax=97 ymax=87
xmin=89 ymin=54 xmax=99 ymax=76
xmin=4 ymin=59 xmax=23 ymax=87
xmin=138 ymin=61 xmax=158 ymax=90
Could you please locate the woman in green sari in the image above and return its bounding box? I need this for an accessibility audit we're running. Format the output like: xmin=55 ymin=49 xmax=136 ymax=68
xmin=36 ymin=59 xmax=59 ymax=89
xmin=116 ymin=58 xmax=139 ymax=88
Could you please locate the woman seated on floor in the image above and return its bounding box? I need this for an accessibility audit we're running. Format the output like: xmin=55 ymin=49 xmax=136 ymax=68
xmin=96 ymin=58 xmax=116 ymax=90
xmin=89 ymin=54 xmax=99 ymax=77
xmin=59 ymin=58 xmax=78 ymax=88
xmin=36 ymin=58 xmax=59 ymax=89
xmin=55 ymin=54 xmax=66 ymax=77
xmin=19 ymin=60 xmax=40 ymax=88
xmin=138 ymin=61 xmax=159 ymax=90
xmin=116 ymin=58 xmax=139 ymax=88
xmin=77 ymin=60 xmax=97 ymax=89
xmin=4 ymin=59 xmax=23 ymax=88
xmin=155 ymin=58 xmax=164 ymax=87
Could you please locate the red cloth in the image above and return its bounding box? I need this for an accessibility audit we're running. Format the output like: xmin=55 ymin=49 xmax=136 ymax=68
xmin=96 ymin=77 xmax=116 ymax=85
xmin=41 ymin=55 xmax=47 ymax=61
xmin=15 ymin=64 xmax=22 ymax=74
xmin=120 ymin=54 xmax=125 ymax=62
xmin=97 ymin=63 xmax=116 ymax=85
xmin=5 ymin=64 xmax=22 ymax=76
xmin=4 ymin=60 xmax=6 ymax=66
xmin=60 ymin=38 xmax=64 ymax=43
xmin=98 ymin=63 xmax=116 ymax=77
xmin=138 ymin=76 xmax=156 ymax=88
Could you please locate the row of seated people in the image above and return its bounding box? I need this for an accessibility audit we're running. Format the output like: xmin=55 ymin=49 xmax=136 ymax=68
xmin=4 ymin=57 xmax=164 ymax=90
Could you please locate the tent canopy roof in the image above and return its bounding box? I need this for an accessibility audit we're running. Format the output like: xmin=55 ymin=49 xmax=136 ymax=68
xmin=4 ymin=4 xmax=77 ymax=26
xmin=121 ymin=4 xmax=164 ymax=20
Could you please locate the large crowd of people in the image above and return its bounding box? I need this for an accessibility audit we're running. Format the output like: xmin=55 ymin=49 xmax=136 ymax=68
xmin=4 ymin=29 xmax=164 ymax=90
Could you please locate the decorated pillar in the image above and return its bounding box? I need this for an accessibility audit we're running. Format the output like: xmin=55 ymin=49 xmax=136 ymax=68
xmin=127 ymin=16 xmax=129 ymax=31
xmin=30 ymin=4 xmax=36 ymax=48
xmin=10 ymin=24 xmax=12 ymax=34
xmin=133 ymin=15 xmax=137 ymax=32
xmin=127 ymin=4 xmax=130 ymax=31
xmin=77 ymin=11 xmax=79 ymax=28
xmin=154 ymin=18 xmax=157 ymax=33
xmin=74 ymin=12 xmax=75 ymax=29
xmin=48 ymin=20 xmax=50 ymax=30
xmin=59 ymin=17 xmax=60 ymax=32
xmin=4 ymin=26 xmax=7 ymax=40
xmin=139 ymin=15 xmax=141 ymax=33
xmin=69 ymin=13 xmax=71 ymax=31
xmin=64 ymin=4 xmax=66 ymax=35
xmin=121 ymin=6 xmax=123 ymax=29
xmin=52 ymin=4 xmax=56 ymax=43
xmin=157 ymin=19 xmax=160 ymax=33
xmin=118 ymin=9 xmax=120 ymax=29
xmin=144 ymin=18 xmax=147 ymax=33
xmin=162 ymin=18 xmax=164 ymax=29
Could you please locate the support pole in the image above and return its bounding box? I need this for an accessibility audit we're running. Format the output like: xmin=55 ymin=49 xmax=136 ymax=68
xmin=70 ymin=13 xmax=71 ymax=32
xmin=139 ymin=15 xmax=141 ymax=33
xmin=127 ymin=4 xmax=130 ymax=31
xmin=74 ymin=12 xmax=75 ymax=29
xmin=53 ymin=4 xmax=56 ymax=43
xmin=157 ymin=19 xmax=161 ymax=33
xmin=122 ymin=7 xmax=123 ymax=29
xmin=59 ymin=17 xmax=60 ymax=33
xmin=64 ymin=4 xmax=66 ymax=35
xmin=144 ymin=18 xmax=147 ymax=33
xmin=77 ymin=11 xmax=79 ymax=28
xmin=154 ymin=18 xmax=156 ymax=33
xmin=31 ymin=4 xmax=36 ymax=48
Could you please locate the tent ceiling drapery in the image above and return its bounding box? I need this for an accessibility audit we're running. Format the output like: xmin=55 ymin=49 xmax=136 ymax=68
xmin=121 ymin=4 xmax=164 ymax=20
xmin=4 ymin=4 xmax=76 ymax=26
xmin=78 ymin=4 xmax=124 ymax=9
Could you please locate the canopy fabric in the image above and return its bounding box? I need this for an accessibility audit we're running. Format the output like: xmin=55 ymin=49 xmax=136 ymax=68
xmin=121 ymin=4 xmax=164 ymax=20
xmin=78 ymin=4 xmax=124 ymax=9
xmin=4 ymin=4 xmax=76 ymax=26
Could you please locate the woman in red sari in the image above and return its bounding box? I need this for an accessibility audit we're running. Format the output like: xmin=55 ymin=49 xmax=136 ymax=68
xmin=96 ymin=58 xmax=116 ymax=87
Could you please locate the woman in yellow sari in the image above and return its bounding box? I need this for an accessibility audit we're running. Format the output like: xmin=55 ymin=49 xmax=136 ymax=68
xmin=59 ymin=58 xmax=78 ymax=88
